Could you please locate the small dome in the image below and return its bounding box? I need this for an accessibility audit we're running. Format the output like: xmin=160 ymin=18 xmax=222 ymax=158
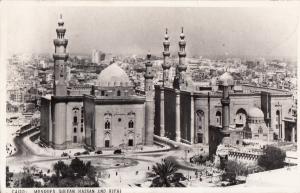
xmin=97 ymin=63 xmax=130 ymax=87
xmin=219 ymin=72 xmax=234 ymax=86
xmin=248 ymin=107 xmax=264 ymax=118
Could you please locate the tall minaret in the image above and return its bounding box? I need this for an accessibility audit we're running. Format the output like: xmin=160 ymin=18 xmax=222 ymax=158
xmin=160 ymin=28 xmax=171 ymax=137
xmin=53 ymin=14 xmax=69 ymax=96
xmin=173 ymin=27 xmax=187 ymax=90
xmin=162 ymin=28 xmax=171 ymax=87
xmin=144 ymin=52 xmax=154 ymax=145
xmin=218 ymin=71 xmax=234 ymax=143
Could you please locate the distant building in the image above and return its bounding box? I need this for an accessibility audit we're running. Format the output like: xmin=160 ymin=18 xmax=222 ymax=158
xmin=92 ymin=49 xmax=105 ymax=64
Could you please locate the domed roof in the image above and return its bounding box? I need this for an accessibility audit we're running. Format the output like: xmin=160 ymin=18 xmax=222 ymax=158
xmin=219 ymin=71 xmax=234 ymax=86
xmin=248 ymin=107 xmax=264 ymax=118
xmin=97 ymin=63 xmax=131 ymax=87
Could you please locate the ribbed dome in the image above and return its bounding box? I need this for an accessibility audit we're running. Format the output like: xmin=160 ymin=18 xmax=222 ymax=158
xmin=219 ymin=72 xmax=234 ymax=86
xmin=248 ymin=107 xmax=264 ymax=118
xmin=97 ymin=63 xmax=130 ymax=87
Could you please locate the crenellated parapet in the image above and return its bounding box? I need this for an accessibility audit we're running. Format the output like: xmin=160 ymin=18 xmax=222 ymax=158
xmin=228 ymin=151 xmax=262 ymax=162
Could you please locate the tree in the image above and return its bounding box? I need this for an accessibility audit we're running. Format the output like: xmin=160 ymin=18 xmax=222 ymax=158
xmin=6 ymin=166 xmax=13 ymax=187
xmin=258 ymin=145 xmax=286 ymax=170
xmin=20 ymin=174 xmax=41 ymax=187
xmin=20 ymin=175 xmax=35 ymax=187
xmin=150 ymin=160 xmax=185 ymax=187
xmin=53 ymin=161 xmax=68 ymax=178
xmin=49 ymin=158 xmax=99 ymax=187
xmin=70 ymin=157 xmax=86 ymax=178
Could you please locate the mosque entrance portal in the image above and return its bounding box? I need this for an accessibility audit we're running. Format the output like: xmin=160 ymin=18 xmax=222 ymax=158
xmin=284 ymin=121 xmax=296 ymax=143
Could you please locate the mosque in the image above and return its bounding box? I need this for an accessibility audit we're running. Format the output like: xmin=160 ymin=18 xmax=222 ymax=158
xmin=40 ymin=15 xmax=297 ymax=151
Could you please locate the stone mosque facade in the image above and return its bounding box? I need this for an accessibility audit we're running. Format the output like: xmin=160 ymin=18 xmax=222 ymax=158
xmin=40 ymin=16 xmax=154 ymax=149
xmin=40 ymin=15 xmax=297 ymax=150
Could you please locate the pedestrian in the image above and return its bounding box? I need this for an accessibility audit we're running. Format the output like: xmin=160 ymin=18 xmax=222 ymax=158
xmin=148 ymin=166 xmax=150 ymax=170
xmin=136 ymin=171 xmax=138 ymax=175
xmin=116 ymin=171 xmax=118 ymax=176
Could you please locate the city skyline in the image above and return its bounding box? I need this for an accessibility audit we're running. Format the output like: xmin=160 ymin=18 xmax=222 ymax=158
xmin=4 ymin=5 xmax=299 ymax=59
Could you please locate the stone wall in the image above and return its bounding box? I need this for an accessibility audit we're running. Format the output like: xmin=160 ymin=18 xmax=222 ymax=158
xmin=94 ymin=103 xmax=145 ymax=149
xmin=180 ymin=91 xmax=191 ymax=143
xmin=40 ymin=97 xmax=51 ymax=145
xmin=164 ymin=88 xmax=176 ymax=141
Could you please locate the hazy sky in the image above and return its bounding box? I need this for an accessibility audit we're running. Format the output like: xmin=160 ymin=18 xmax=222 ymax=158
xmin=4 ymin=5 xmax=299 ymax=59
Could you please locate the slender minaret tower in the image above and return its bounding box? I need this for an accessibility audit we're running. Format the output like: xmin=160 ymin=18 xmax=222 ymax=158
xmin=219 ymin=71 xmax=234 ymax=144
xmin=160 ymin=28 xmax=171 ymax=137
xmin=144 ymin=52 xmax=154 ymax=145
xmin=162 ymin=28 xmax=171 ymax=87
xmin=178 ymin=27 xmax=187 ymax=88
xmin=53 ymin=14 xmax=69 ymax=96
xmin=173 ymin=27 xmax=187 ymax=89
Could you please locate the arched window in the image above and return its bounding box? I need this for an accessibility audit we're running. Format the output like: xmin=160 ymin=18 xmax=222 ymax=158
xmin=216 ymin=111 xmax=222 ymax=125
xmin=74 ymin=127 xmax=77 ymax=133
xmin=72 ymin=107 xmax=79 ymax=125
xmin=128 ymin=120 xmax=134 ymax=128
xmin=258 ymin=126 xmax=263 ymax=134
xmin=235 ymin=108 xmax=247 ymax=128
xmin=105 ymin=120 xmax=110 ymax=129
xmin=117 ymin=90 xmax=121 ymax=96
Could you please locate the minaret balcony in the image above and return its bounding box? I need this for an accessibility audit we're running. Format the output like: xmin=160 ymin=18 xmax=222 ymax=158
xmin=56 ymin=28 xmax=66 ymax=33
xmin=221 ymin=98 xmax=230 ymax=105
xmin=179 ymin=41 xmax=186 ymax=46
xmin=178 ymin=51 xmax=186 ymax=57
xmin=145 ymin=62 xmax=153 ymax=67
xmin=144 ymin=73 xmax=154 ymax=79
xmin=178 ymin=65 xmax=187 ymax=71
xmin=53 ymin=53 xmax=69 ymax=60
xmin=54 ymin=39 xmax=68 ymax=46
xmin=162 ymin=63 xmax=171 ymax=69
xmin=163 ymin=51 xmax=170 ymax=57
xmin=163 ymin=41 xmax=170 ymax=46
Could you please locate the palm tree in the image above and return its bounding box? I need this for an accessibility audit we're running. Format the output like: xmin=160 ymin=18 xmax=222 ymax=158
xmin=53 ymin=161 xmax=67 ymax=178
xmin=150 ymin=160 xmax=180 ymax=187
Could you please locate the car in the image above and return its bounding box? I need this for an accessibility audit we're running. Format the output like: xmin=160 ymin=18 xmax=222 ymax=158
xmin=61 ymin=152 xmax=68 ymax=157
xmin=82 ymin=151 xmax=90 ymax=155
xmin=74 ymin=152 xmax=81 ymax=156
xmin=113 ymin=149 xmax=122 ymax=154
xmin=95 ymin=150 xmax=103 ymax=154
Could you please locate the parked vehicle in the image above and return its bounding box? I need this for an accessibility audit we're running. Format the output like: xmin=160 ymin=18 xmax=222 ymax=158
xmin=61 ymin=152 xmax=68 ymax=157
xmin=95 ymin=150 xmax=103 ymax=154
xmin=82 ymin=151 xmax=90 ymax=155
xmin=74 ymin=152 xmax=81 ymax=156
xmin=114 ymin=149 xmax=122 ymax=154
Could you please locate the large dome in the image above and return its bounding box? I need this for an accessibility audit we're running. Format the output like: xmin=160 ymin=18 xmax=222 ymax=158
xmin=97 ymin=63 xmax=131 ymax=87
xmin=248 ymin=107 xmax=264 ymax=118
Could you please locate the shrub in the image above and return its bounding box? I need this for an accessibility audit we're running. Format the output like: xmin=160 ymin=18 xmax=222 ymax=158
xmin=224 ymin=160 xmax=249 ymax=177
xmin=258 ymin=145 xmax=286 ymax=170
xmin=6 ymin=166 xmax=13 ymax=187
